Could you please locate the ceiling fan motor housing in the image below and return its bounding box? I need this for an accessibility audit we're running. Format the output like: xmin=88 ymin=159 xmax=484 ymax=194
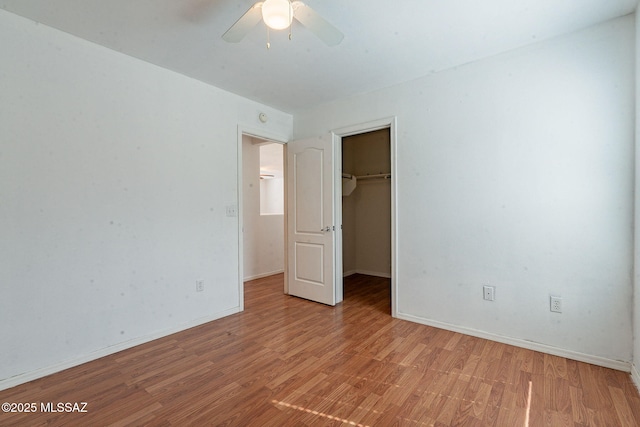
xmin=261 ymin=0 xmax=293 ymax=30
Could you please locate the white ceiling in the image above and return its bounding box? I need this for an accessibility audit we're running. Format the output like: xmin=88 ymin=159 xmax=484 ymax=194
xmin=1 ymin=0 xmax=637 ymax=113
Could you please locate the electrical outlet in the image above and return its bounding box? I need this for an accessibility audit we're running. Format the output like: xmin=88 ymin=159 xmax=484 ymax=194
xmin=196 ymin=280 xmax=205 ymax=292
xmin=225 ymin=204 xmax=237 ymax=217
xmin=550 ymin=296 xmax=562 ymax=313
xmin=483 ymin=285 xmax=495 ymax=301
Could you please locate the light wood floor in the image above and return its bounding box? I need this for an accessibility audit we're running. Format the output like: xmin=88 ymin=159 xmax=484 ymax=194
xmin=1 ymin=273 xmax=639 ymax=426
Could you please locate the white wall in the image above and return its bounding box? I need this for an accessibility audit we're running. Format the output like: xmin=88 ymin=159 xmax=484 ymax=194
xmin=242 ymin=138 xmax=285 ymax=281
xmin=0 ymin=9 xmax=292 ymax=387
xmin=259 ymin=143 xmax=285 ymax=215
xmin=296 ymin=15 xmax=635 ymax=368
xmin=243 ymin=136 xmax=262 ymax=279
xmin=260 ymin=179 xmax=285 ymax=214
xmin=256 ymin=214 xmax=285 ymax=278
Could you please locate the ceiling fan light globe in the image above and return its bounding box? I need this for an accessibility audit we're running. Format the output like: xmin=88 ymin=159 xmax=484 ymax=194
xmin=261 ymin=0 xmax=293 ymax=30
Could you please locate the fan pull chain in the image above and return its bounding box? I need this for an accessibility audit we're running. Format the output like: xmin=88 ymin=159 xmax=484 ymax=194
xmin=266 ymin=27 xmax=270 ymax=49
xmin=288 ymin=2 xmax=292 ymax=41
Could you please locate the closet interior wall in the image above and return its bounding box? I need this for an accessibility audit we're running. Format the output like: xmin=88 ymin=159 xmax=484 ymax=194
xmin=342 ymin=129 xmax=391 ymax=278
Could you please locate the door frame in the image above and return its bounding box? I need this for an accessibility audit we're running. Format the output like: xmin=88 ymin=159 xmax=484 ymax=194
xmin=237 ymin=125 xmax=289 ymax=311
xmin=333 ymin=117 xmax=398 ymax=316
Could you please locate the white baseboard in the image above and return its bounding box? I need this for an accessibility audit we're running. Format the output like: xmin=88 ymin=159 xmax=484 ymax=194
xmin=244 ymin=270 xmax=284 ymax=281
xmin=397 ymin=312 xmax=631 ymax=372
xmin=632 ymin=363 xmax=640 ymax=391
xmin=0 ymin=306 xmax=241 ymax=392
xmin=343 ymin=269 xmax=391 ymax=279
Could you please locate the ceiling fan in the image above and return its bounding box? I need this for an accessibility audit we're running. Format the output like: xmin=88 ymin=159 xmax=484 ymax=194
xmin=222 ymin=0 xmax=343 ymax=47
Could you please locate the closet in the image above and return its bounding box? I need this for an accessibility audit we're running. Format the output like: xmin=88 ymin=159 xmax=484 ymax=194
xmin=341 ymin=128 xmax=391 ymax=279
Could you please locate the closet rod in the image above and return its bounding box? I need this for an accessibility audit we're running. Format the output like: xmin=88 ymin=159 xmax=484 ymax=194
xmin=342 ymin=172 xmax=391 ymax=180
xmin=356 ymin=173 xmax=391 ymax=180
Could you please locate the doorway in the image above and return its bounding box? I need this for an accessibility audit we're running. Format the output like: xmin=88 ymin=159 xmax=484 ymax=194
xmin=241 ymin=135 xmax=285 ymax=282
xmin=340 ymin=128 xmax=392 ymax=312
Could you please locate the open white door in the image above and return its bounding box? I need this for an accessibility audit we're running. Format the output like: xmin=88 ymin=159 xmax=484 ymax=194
xmin=286 ymin=134 xmax=335 ymax=305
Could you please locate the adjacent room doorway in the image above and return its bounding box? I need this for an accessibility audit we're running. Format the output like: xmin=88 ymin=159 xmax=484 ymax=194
xmin=240 ymin=133 xmax=286 ymax=308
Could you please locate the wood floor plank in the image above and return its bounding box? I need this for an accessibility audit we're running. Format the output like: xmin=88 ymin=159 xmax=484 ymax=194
xmin=482 ymin=381 xmax=504 ymax=425
xmin=609 ymin=386 xmax=639 ymax=426
xmin=1 ymin=273 xmax=639 ymax=426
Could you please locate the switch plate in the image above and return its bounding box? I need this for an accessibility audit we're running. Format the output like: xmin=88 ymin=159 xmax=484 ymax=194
xmin=550 ymin=296 xmax=562 ymax=313
xmin=196 ymin=280 xmax=204 ymax=292
xmin=483 ymin=285 xmax=495 ymax=301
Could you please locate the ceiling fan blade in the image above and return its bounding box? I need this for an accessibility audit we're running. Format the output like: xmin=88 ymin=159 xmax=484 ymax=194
xmin=222 ymin=2 xmax=264 ymax=43
xmin=292 ymin=2 xmax=343 ymax=46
